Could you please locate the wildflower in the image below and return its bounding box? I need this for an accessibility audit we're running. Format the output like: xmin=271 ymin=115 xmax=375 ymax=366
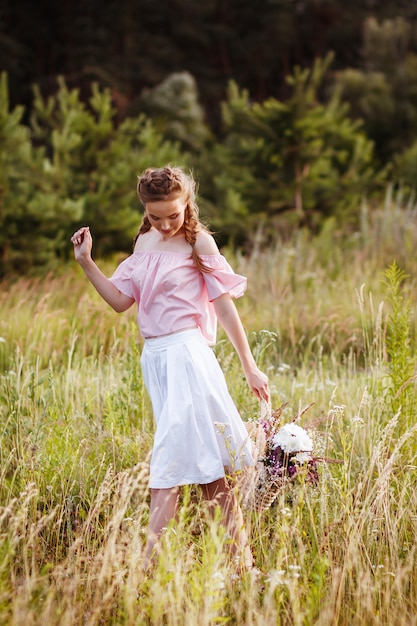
xmin=272 ymin=423 xmax=313 ymax=454
xmin=329 ymin=404 xmax=345 ymax=416
xmin=265 ymin=569 xmax=286 ymax=586
xmin=212 ymin=571 xmax=226 ymax=590
xmin=214 ymin=422 xmax=227 ymax=435
xmin=293 ymin=451 xmax=312 ymax=464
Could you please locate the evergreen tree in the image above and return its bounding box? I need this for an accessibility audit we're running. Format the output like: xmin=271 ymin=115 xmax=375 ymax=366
xmin=137 ymin=71 xmax=212 ymax=153
xmin=0 ymin=73 xmax=79 ymax=276
xmin=0 ymin=74 xmax=184 ymax=275
xmin=30 ymin=78 xmax=184 ymax=259
xmin=207 ymin=55 xmax=384 ymax=245
xmin=334 ymin=17 xmax=417 ymax=163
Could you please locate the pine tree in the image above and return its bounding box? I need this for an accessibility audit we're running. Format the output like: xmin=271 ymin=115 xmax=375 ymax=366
xmin=0 ymin=72 xmax=70 ymax=275
xmin=208 ymin=54 xmax=384 ymax=244
xmin=30 ymin=78 xmax=184 ymax=258
xmin=0 ymin=74 xmax=184 ymax=274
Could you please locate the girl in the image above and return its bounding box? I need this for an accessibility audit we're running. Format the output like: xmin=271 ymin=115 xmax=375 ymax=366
xmin=71 ymin=166 xmax=270 ymax=571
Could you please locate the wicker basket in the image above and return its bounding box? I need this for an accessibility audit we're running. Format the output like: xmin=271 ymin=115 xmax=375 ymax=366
xmin=238 ymin=401 xmax=318 ymax=512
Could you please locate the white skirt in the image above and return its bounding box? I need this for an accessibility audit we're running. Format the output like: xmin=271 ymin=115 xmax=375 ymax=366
xmin=140 ymin=328 xmax=255 ymax=489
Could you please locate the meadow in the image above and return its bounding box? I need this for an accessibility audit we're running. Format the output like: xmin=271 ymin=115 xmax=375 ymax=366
xmin=0 ymin=194 xmax=417 ymax=625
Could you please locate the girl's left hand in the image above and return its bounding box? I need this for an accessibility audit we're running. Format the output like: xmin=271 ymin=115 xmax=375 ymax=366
xmin=246 ymin=367 xmax=270 ymax=403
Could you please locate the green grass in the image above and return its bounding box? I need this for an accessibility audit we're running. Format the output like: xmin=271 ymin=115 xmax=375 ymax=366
xmin=0 ymin=205 xmax=417 ymax=625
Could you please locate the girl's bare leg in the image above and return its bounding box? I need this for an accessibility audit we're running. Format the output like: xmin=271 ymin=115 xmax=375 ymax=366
xmin=201 ymin=477 xmax=253 ymax=569
xmin=143 ymin=487 xmax=180 ymax=570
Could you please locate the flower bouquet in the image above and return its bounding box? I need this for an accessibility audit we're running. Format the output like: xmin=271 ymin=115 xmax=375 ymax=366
xmin=240 ymin=402 xmax=321 ymax=512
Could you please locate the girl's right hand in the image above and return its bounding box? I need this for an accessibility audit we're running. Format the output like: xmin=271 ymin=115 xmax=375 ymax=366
xmin=71 ymin=226 xmax=92 ymax=264
xmin=70 ymin=226 xmax=134 ymax=313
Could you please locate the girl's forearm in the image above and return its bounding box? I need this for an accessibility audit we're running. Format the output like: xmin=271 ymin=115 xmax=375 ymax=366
xmin=213 ymin=296 xmax=256 ymax=370
xmin=214 ymin=294 xmax=270 ymax=401
xmin=79 ymin=258 xmax=134 ymax=312
xmin=221 ymin=311 xmax=256 ymax=372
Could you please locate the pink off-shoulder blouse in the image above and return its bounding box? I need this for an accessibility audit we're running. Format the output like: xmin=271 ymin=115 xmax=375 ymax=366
xmin=109 ymin=250 xmax=247 ymax=345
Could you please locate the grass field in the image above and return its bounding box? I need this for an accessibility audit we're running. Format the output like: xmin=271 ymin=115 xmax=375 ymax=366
xmin=0 ymin=200 xmax=417 ymax=625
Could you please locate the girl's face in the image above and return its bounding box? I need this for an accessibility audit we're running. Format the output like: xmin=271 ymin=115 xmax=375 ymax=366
xmin=145 ymin=197 xmax=187 ymax=240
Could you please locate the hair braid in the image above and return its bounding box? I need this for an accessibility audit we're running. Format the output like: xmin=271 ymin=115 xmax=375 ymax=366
xmin=183 ymin=207 xmax=198 ymax=248
xmin=183 ymin=206 xmax=212 ymax=273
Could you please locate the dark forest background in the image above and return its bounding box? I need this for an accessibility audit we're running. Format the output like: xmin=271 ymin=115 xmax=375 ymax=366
xmin=2 ymin=0 xmax=417 ymax=275
xmin=3 ymin=0 xmax=417 ymax=127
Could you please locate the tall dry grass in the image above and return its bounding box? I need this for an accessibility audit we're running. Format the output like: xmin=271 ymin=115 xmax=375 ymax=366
xmin=0 ymin=198 xmax=417 ymax=625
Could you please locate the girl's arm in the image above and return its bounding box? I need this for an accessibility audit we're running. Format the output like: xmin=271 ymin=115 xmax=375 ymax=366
xmin=194 ymin=231 xmax=269 ymax=400
xmin=71 ymin=226 xmax=134 ymax=312
xmin=213 ymin=293 xmax=270 ymax=402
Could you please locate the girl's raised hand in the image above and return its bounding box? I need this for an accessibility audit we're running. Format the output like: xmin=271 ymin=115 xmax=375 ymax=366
xmin=71 ymin=226 xmax=92 ymax=264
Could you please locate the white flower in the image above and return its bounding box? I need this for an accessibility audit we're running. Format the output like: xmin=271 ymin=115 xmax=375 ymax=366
xmin=293 ymin=451 xmax=312 ymax=464
xmin=272 ymin=423 xmax=313 ymax=453
xmin=212 ymin=571 xmax=226 ymax=590
xmin=214 ymin=422 xmax=227 ymax=434
xmin=265 ymin=569 xmax=286 ymax=586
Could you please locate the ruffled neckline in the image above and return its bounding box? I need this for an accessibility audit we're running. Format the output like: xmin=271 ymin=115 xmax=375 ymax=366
xmin=132 ymin=249 xmax=220 ymax=259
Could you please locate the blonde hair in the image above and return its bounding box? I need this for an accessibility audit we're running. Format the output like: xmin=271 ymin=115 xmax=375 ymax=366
xmin=134 ymin=166 xmax=212 ymax=272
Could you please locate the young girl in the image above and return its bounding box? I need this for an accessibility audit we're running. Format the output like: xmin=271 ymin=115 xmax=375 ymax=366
xmin=71 ymin=166 xmax=270 ymax=571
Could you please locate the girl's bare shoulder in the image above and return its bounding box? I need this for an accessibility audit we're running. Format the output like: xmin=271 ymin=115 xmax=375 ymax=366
xmin=194 ymin=230 xmax=219 ymax=255
xmin=133 ymin=230 xmax=155 ymax=252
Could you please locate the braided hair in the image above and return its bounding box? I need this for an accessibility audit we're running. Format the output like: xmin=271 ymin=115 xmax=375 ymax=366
xmin=134 ymin=166 xmax=212 ymax=272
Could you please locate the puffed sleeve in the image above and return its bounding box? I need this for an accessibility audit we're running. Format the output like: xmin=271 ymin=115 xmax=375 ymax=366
xmin=200 ymin=254 xmax=247 ymax=301
xmin=108 ymin=254 xmax=137 ymax=299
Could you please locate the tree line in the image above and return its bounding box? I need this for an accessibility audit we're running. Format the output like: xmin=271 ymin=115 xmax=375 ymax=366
xmin=3 ymin=1 xmax=416 ymax=124
xmin=1 ymin=2 xmax=417 ymax=275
